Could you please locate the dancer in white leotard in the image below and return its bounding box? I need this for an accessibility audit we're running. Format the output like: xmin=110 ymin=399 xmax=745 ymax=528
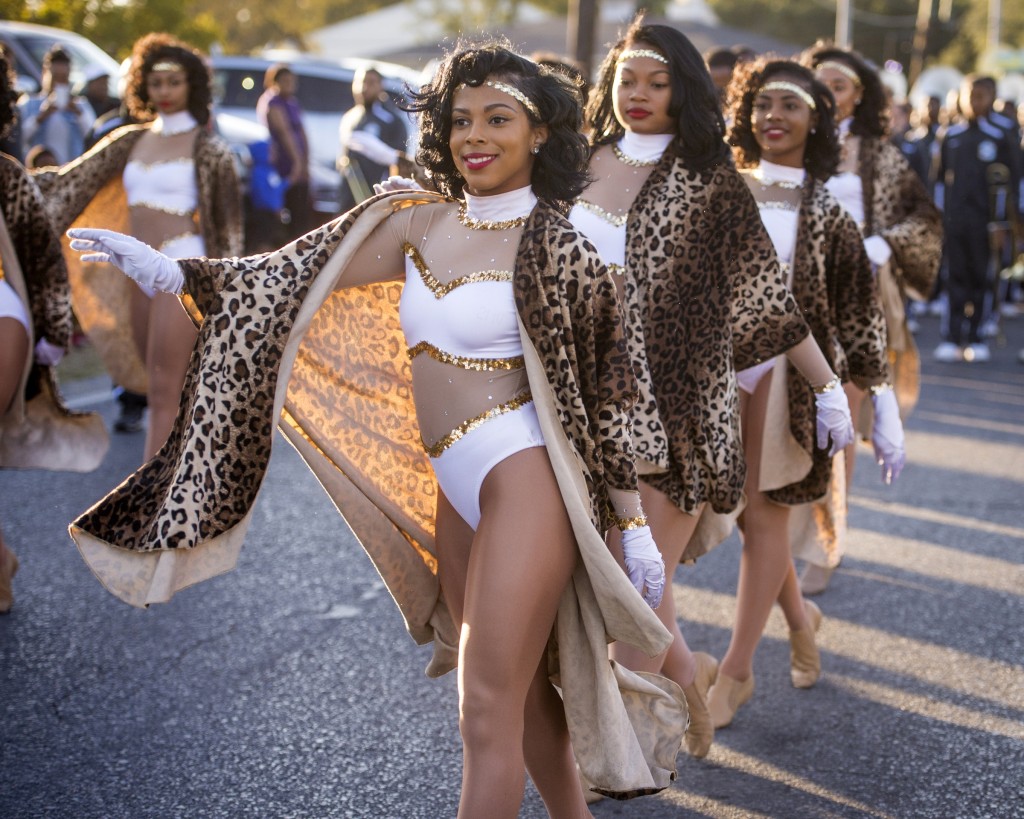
xmin=35 ymin=33 xmax=241 ymax=461
xmin=69 ymin=44 xmax=688 ymax=817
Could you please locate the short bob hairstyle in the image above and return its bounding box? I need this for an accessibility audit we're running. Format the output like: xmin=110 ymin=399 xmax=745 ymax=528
xmin=263 ymin=63 xmax=292 ymax=91
xmin=125 ymin=33 xmax=212 ymax=125
xmin=727 ymin=58 xmax=840 ymax=182
xmin=586 ymin=15 xmax=730 ymax=172
xmin=404 ymin=41 xmax=590 ymax=210
xmin=802 ymin=42 xmax=887 ymax=138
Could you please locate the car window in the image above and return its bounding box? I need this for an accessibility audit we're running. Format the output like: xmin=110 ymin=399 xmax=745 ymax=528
xmin=295 ymin=74 xmax=353 ymax=114
xmin=213 ymin=68 xmax=264 ymax=110
xmin=10 ymin=32 xmax=117 ymax=87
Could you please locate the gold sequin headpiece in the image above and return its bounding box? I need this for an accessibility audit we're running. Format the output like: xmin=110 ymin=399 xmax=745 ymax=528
xmin=617 ymin=49 xmax=669 ymax=65
xmin=456 ymin=79 xmax=540 ymax=118
xmin=816 ymin=60 xmax=861 ymax=87
xmin=151 ymin=60 xmax=185 ymax=73
xmin=758 ymin=81 xmax=816 ymax=110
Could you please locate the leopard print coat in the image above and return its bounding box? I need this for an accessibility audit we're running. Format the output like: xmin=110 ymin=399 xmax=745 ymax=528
xmin=32 ymin=125 xmax=242 ymax=394
xmin=859 ymin=136 xmax=942 ymax=300
xmin=1 ymin=154 xmax=70 ymax=350
xmin=622 ymin=144 xmax=811 ymax=516
xmin=765 ymin=179 xmax=889 ymax=506
xmin=69 ymin=192 xmax=686 ymax=798
xmin=0 ymin=154 xmax=108 ymax=472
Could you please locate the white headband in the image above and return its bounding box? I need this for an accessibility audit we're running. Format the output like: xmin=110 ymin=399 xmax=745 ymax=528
xmin=759 ymin=81 xmax=817 ymax=110
xmin=455 ymin=79 xmax=540 ymax=118
xmin=816 ymin=60 xmax=861 ymax=87
xmin=617 ymin=49 xmax=669 ymax=65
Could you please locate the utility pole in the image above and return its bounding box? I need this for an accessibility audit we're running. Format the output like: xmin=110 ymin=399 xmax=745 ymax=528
xmin=835 ymin=0 xmax=851 ymax=47
xmin=988 ymin=0 xmax=1002 ymax=53
xmin=909 ymin=0 xmax=934 ymax=86
xmin=567 ymin=0 xmax=598 ymax=79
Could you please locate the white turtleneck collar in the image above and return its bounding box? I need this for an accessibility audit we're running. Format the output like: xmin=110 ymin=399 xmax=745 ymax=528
xmin=153 ymin=110 xmax=199 ymax=136
xmin=757 ymin=159 xmax=806 ymax=185
xmin=838 ymin=116 xmax=853 ymax=137
xmin=618 ymin=131 xmax=674 ymax=163
xmin=463 ymin=185 xmax=537 ymax=221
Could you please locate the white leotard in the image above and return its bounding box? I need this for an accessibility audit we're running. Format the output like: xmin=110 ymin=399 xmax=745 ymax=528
xmin=400 ymin=186 xmax=544 ymax=530
xmin=0 ymin=278 xmax=30 ymax=333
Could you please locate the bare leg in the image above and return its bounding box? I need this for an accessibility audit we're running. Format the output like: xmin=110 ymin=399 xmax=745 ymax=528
xmin=841 ymin=381 xmax=864 ymax=502
xmin=438 ymin=450 xmax=591 ymax=819
xmin=0 ymin=318 xmax=29 ymax=613
xmin=143 ymin=292 xmax=198 ymax=460
xmin=129 ymin=282 xmax=150 ymax=364
xmin=719 ymin=375 xmax=804 ymax=683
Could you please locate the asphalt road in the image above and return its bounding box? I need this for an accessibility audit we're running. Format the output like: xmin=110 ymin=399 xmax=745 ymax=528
xmin=2 ymin=312 xmax=1022 ymax=819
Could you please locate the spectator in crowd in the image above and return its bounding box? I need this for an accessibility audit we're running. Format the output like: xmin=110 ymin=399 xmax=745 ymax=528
xmin=705 ymin=47 xmax=739 ymax=110
xmin=337 ymin=66 xmax=408 ymax=209
xmin=256 ymin=64 xmax=314 ymax=240
xmin=78 ymin=64 xmax=118 ymax=120
xmin=19 ymin=45 xmax=95 ymax=164
xmin=934 ymin=75 xmax=1020 ymax=363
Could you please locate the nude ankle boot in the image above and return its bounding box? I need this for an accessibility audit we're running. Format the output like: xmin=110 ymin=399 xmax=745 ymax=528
xmin=789 ymin=599 xmax=822 ymax=689
xmin=681 ymin=652 xmax=718 ymax=757
xmin=706 ymin=671 xmax=755 ymax=729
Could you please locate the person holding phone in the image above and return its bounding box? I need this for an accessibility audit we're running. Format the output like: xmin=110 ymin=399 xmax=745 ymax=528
xmin=19 ymin=45 xmax=95 ymax=164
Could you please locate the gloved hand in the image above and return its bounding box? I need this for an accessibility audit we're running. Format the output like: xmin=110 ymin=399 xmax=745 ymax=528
xmin=347 ymin=131 xmax=400 ymax=166
xmin=621 ymin=525 xmax=665 ymax=609
xmin=67 ymin=228 xmax=184 ymax=294
xmin=863 ymin=235 xmax=892 ymax=268
xmin=373 ymin=175 xmax=422 ymax=195
xmin=814 ymin=382 xmax=855 ymax=457
xmin=34 ymin=337 xmax=65 ymax=366
xmin=870 ymin=387 xmax=906 ymax=484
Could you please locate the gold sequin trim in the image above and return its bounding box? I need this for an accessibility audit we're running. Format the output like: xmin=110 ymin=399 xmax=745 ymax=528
xmin=756 ymin=199 xmax=799 ymax=212
xmin=424 ymin=391 xmax=533 ymax=457
xmin=616 ymin=515 xmax=648 ymax=531
xmin=575 ymin=199 xmax=628 ymax=227
xmin=607 ymin=263 xmax=625 ymax=276
xmin=403 ymin=242 xmax=513 ymax=298
xmin=408 ymin=341 xmax=524 ymax=371
xmin=456 ymin=202 xmax=528 ymax=230
xmin=612 ymin=143 xmax=659 ymax=167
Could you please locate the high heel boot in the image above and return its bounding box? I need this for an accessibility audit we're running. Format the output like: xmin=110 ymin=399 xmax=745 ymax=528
xmin=681 ymin=652 xmax=718 ymax=757
xmin=789 ymin=599 xmax=822 ymax=689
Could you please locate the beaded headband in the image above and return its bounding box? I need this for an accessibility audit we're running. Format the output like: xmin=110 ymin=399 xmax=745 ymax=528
xmin=758 ymin=81 xmax=816 ymax=110
xmin=151 ymin=60 xmax=185 ymax=73
xmin=816 ymin=60 xmax=861 ymax=86
xmin=617 ymin=49 xmax=669 ymax=65
xmin=455 ymin=79 xmax=540 ymax=118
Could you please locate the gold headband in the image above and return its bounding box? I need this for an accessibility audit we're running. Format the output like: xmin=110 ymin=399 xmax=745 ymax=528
xmin=151 ymin=60 xmax=184 ymax=73
xmin=617 ymin=49 xmax=669 ymax=65
xmin=758 ymin=81 xmax=816 ymax=110
xmin=455 ymin=79 xmax=540 ymax=118
xmin=816 ymin=60 xmax=861 ymax=86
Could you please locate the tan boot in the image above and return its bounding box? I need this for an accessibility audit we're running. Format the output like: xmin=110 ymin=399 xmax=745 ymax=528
xmin=706 ymin=671 xmax=755 ymax=729
xmin=800 ymin=562 xmax=835 ymax=596
xmin=681 ymin=651 xmax=718 ymax=758
xmin=789 ymin=599 xmax=823 ymax=689
xmin=0 ymin=547 xmax=19 ymax=614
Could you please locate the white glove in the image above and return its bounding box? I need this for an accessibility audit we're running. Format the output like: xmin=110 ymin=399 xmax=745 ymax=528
xmin=34 ymin=337 xmax=65 ymax=366
xmin=67 ymin=228 xmax=184 ymax=295
xmin=347 ymin=131 xmax=400 ymax=166
xmin=814 ymin=383 xmax=855 ymax=457
xmin=870 ymin=387 xmax=906 ymax=484
xmin=863 ymin=235 xmax=892 ymax=268
xmin=621 ymin=525 xmax=665 ymax=609
xmin=373 ymin=175 xmax=422 ymax=195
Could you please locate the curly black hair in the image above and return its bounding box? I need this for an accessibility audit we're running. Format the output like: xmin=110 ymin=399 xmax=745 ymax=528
xmin=727 ymin=59 xmax=839 ymax=181
xmin=403 ymin=41 xmax=590 ymax=209
xmin=586 ymin=15 xmax=729 ymax=172
xmin=801 ymin=42 xmax=887 ymax=138
xmin=125 ymin=33 xmax=212 ymax=125
xmin=0 ymin=46 xmax=18 ymax=142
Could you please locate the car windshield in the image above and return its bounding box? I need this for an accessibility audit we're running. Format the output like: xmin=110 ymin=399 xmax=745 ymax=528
xmin=214 ymin=67 xmax=356 ymax=114
xmin=14 ymin=32 xmax=117 ymax=87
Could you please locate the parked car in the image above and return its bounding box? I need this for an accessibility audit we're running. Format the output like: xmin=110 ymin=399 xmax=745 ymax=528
xmin=211 ymin=53 xmax=421 ymax=215
xmin=0 ymin=20 xmax=121 ymax=98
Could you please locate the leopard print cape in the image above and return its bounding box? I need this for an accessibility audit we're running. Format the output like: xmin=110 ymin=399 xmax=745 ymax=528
xmin=621 ymin=143 xmax=811 ymax=520
xmin=69 ymin=191 xmax=687 ymax=798
xmin=764 ymin=180 xmax=889 ymax=506
xmin=33 ymin=125 xmax=242 ymax=394
xmin=0 ymin=154 xmax=109 ymax=471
